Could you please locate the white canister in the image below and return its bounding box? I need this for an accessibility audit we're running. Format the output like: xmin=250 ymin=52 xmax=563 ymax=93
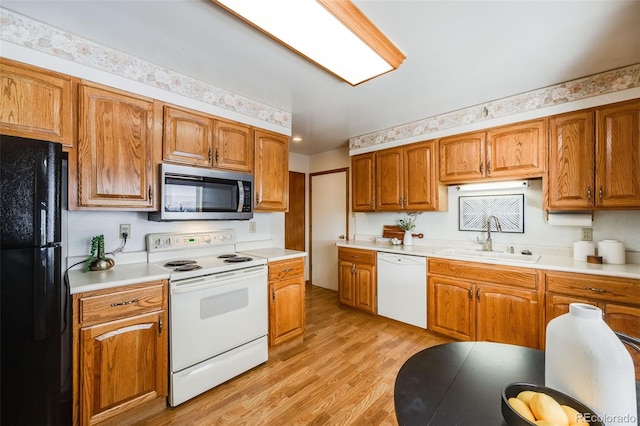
xmin=573 ymin=241 xmax=595 ymax=261
xmin=403 ymin=230 xmax=413 ymax=246
xmin=598 ymin=240 xmax=626 ymax=264
xmin=545 ymin=303 xmax=637 ymax=426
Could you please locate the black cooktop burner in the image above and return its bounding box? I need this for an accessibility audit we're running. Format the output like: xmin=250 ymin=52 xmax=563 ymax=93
xmin=224 ymin=256 xmax=253 ymax=263
xmin=164 ymin=260 xmax=196 ymax=267
xmin=217 ymin=254 xmax=238 ymax=259
xmin=173 ymin=264 xmax=202 ymax=272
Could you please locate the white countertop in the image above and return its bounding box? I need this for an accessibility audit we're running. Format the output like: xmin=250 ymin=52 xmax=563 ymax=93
xmin=336 ymin=240 xmax=640 ymax=280
xmin=67 ymin=263 xmax=170 ymax=295
xmin=240 ymin=248 xmax=307 ymax=262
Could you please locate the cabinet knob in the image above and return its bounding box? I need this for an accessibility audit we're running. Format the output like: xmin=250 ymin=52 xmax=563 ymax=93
xmin=487 ymin=161 xmax=491 ymax=175
xmin=479 ymin=163 xmax=484 ymax=174
xmin=599 ymin=187 xmax=603 ymax=203
xmin=587 ymin=187 xmax=592 ymax=201
xmin=339 ymin=235 xmax=346 ymax=239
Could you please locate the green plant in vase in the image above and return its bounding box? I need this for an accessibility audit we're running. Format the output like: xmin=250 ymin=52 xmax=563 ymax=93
xmin=85 ymin=234 xmax=115 ymax=272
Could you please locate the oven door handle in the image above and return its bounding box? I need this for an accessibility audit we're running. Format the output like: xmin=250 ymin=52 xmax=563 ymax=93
xmin=171 ymin=266 xmax=266 ymax=294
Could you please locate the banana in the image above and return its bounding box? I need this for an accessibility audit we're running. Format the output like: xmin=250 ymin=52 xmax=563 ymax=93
xmin=529 ymin=393 xmax=569 ymax=426
xmin=508 ymin=397 xmax=536 ymax=422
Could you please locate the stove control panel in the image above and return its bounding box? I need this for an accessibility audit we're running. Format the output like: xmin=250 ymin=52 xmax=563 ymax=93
xmin=146 ymin=230 xmax=236 ymax=252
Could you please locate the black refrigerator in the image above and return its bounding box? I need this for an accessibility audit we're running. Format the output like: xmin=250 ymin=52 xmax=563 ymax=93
xmin=0 ymin=135 xmax=72 ymax=425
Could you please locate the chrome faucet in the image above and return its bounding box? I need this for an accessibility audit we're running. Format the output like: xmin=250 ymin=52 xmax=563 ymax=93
xmin=481 ymin=215 xmax=502 ymax=251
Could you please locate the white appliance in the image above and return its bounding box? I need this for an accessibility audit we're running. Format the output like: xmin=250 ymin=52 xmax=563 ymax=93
xmin=147 ymin=230 xmax=268 ymax=407
xmin=377 ymin=252 xmax=427 ymax=328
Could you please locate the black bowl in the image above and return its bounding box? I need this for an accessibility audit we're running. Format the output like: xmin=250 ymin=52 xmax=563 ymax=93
xmin=501 ymin=382 xmax=604 ymax=426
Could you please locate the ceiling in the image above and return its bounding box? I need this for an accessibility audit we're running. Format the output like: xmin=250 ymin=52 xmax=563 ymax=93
xmin=2 ymin=1 xmax=640 ymax=155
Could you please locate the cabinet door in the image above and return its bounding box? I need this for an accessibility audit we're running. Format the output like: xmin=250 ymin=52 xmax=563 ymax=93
xmin=545 ymin=293 xmax=595 ymax=326
xmin=486 ymin=119 xmax=546 ymax=179
xmin=354 ymin=263 xmax=376 ymax=314
xmin=351 ymin=153 xmax=376 ymax=212
xmin=78 ymin=83 xmax=155 ymax=208
xmin=338 ymin=260 xmax=355 ymax=306
xmin=80 ymin=311 xmax=167 ymax=425
xmin=595 ymin=99 xmax=640 ymax=207
xmin=162 ymin=105 xmax=213 ymax=167
xmin=547 ymin=111 xmax=595 ymax=209
xmin=603 ymin=303 xmax=640 ymax=380
xmin=439 ymin=131 xmax=485 ymax=183
xmin=375 ymin=147 xmax=403 ymax=211
xmin=269 ymin=276 xmax=305 ymax=346
xmin=428 ymin=276 xmax=474 ymax=341
xmin=214 ymin=119 xmax=253 ymax=173
xmin=254 ymin=130 xmax=289 ymax=211
xmin=0 ymin=58 xmax=74 ymax=148
xmin=476 ymin=284 xmax=540 ymax=349
xmin=404 ymin=141 xmax=438 ymax=211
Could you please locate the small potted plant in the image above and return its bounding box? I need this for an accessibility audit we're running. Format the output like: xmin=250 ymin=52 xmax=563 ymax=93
xmin=397 ymin=215 xmax=416 ymax=246
xmin=85 ymin=234 xmax=115 ymax=272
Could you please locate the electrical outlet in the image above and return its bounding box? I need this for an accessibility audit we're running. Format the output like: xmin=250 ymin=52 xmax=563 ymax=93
xmin=120 ymin=224 xmax=131 ymax=239
xmin=249 ymin=222 xmax=257 ymax=233
xmin=580 ymin=227 xmax=593 ymax=242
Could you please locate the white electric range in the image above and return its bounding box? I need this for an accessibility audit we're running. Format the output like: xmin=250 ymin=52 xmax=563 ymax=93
xmin=147 ymin=230 xmax=268 ymax=407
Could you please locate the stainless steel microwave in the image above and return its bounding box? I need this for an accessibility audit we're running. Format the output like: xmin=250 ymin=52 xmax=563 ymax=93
xmin=148 ymin=163 xmax=253 ymax=221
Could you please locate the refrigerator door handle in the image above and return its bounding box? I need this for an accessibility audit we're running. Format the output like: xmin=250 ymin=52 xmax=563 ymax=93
xmin=33 ymin=252 xmax=47 ymax=341
xmin=40 ymin=202 xmax=47 ymax=244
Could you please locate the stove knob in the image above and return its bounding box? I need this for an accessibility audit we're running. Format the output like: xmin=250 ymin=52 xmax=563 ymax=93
xmin=226 ymin=233 xmax=232 ymax=240
xmin=219 ymin=234 xmax=226 ymax=241
xmin=204 ymin=235 xmax=211 ymax=243
xmin=165 ymin=238 xmax=172 ymax=246
xmin=155 ymin=238 xmax=163 ymax=248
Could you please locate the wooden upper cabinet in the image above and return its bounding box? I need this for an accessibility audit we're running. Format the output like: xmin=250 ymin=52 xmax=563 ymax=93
xmin=214 ymin=119 xmax=254 ymax=173
xmin=404 ymin=141 xmax=441 ymax=210
xmin=374 ymin=140 xmax=445 ymax=211
xmin=0 ymin=58 xmax=74 ymax=149
xmin=254 ymin=129 xmax=289 ymax=211
xmin=376 ymin=147 xmax=404 ymax=211
xmin=351 ymin=153 xmax=375 ymax=212
xmin=547 ymin=110 xmax=595 ymax=209
xmin=595 ymin=99 xmax=640 ymax=208
xmin=162 ymin=104 xmax=213 ymax=167
xmin=77 ymin=82 xmax=157 ymax=209
xmin=439 ymin=131 xmax=485 ymax=183
xmin=439 ymin=119 xmax=547 ymax=184
xmin=486 ymin=119 xmax=546 ymax=178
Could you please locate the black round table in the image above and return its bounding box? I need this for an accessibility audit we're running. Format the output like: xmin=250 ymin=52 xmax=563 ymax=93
xmin=394 ymin=341 xmax=640 ymax=426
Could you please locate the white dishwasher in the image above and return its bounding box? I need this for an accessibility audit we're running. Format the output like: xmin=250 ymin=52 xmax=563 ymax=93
xmin=377 ymin=252 xmax=427 ymax=328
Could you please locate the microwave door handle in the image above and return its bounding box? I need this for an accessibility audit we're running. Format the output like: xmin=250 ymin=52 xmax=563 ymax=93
xmin=165 ymin=173 xmax=204 ymax=181
xmin=237 ymin=181 xmax=244 ymax=212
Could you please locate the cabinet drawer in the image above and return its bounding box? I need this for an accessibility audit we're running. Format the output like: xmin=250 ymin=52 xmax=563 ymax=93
xmin=544 ymin=271 xmax=640 ymax=305
xmin=428 ymin=258 xmax=537 ymax=289
xmin=338 ymin=248 xmax=376 ymax=265
xmin=79 ymin=281 xmax=165 ymax=325
xmin=269 ymin=257 xmax=305 ymax=281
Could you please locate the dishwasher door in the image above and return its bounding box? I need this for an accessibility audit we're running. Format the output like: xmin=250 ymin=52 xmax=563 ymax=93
xmin=377 ymin=252 xmax=427 ymax=328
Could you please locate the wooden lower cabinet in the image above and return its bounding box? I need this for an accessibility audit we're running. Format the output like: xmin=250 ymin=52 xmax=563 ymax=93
xmin=268 ymin=257 xmax=305 ymax=346
xmin=428 ymin=258 xmax=541 ymax=349
xmin=544 ymin=270 xmax=640 ymax=380
xmin=73 ymin=280 xmax=168 ymax=425
xmin=338 ymin=248 xmax=376 ymax=314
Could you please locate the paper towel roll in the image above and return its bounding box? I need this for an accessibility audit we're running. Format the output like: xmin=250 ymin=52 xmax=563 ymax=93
xmin=573 ymin=241 xmax=595 ymax=261
xmin=548 ymin=213 xmax=593 ymax=227
xmin=598 ymin=240 xmax=626 ymax=264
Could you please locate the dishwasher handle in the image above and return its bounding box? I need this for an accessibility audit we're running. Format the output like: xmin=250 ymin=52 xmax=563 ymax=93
xmin=377 ymin=253 xmax=426 ymax=266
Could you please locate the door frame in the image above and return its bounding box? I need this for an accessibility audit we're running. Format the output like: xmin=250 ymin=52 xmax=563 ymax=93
xmin=309 ymin=167 xmax=349 ymax=287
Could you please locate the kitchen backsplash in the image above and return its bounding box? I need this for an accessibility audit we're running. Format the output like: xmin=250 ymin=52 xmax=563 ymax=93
xmin=352 ymin=179 xmax=640 ymax=253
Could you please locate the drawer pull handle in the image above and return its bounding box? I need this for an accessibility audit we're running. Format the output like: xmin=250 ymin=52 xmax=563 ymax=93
xmin=282 ymin=268 xmax=294 ymax=272
xmin=111 ymin=298 xmax=139 ymax=307
xmin=583 ymin=287 xmax=612 ymax=294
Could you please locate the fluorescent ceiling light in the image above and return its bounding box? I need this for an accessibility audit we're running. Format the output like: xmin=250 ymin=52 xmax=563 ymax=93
xmin=211 ymin=0 xmax=406 ymax=85
xmin=457 ymin=180 xmax=529 ymax=192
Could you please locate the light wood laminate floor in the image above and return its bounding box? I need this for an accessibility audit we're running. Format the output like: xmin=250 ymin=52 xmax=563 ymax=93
xmin=139 ymin=284 xmax=452 ymax=425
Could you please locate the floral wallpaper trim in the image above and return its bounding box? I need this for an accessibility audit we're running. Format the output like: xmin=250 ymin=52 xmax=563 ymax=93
xmin=349 ymin=63 xmax=640 ymax=150
xmin=0 ymin=9 xmax=292 ymax=129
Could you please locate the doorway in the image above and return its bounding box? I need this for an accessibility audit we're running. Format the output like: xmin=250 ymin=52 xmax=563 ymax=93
xmin=309 ymin=168 xmax=349 ymax=290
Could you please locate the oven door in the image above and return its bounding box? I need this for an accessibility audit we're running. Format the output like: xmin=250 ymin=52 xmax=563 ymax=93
xmin=169 ymin=265 xmax=267 ymax=372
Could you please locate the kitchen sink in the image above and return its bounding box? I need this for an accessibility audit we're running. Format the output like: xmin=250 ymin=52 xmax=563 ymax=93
xmin=434 ymin=248 xmax=541 ymax=263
